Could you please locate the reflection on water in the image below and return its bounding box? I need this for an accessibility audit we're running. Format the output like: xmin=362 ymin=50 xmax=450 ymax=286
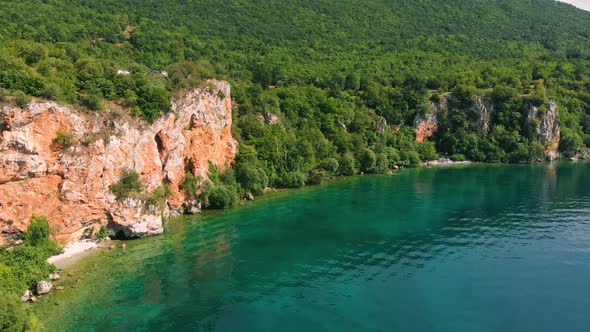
xmin=40 ymin=163 xmax=590 ymax=332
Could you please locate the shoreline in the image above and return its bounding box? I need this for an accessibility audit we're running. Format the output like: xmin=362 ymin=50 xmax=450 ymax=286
xmin=47 ymin=240 xmax=102 ymax=269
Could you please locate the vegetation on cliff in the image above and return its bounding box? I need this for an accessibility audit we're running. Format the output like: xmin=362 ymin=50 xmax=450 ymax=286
xmin=0 ymin=216 xmax=60 ymax=331
xmin=0 ymin=0 xmax=590 ymax=201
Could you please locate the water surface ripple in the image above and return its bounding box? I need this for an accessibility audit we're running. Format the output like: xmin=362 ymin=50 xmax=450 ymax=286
xmin=41 ymin=163 xmax=590 ymax=332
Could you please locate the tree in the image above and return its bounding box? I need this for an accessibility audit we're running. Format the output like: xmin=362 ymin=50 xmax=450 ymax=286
xmin=23 ymin=215 xmax=51 ymax=248
xmin=358 ymin=148 xmax=376 ymax=173
xmin=339 ymin=152 xmax=357 ymax=176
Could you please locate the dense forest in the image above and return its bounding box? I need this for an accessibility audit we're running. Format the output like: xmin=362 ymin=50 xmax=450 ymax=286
xmin=0 ymin=0 xmax=589 ymax=195
xmin=1 ymin=0 xmax=590 ymax=327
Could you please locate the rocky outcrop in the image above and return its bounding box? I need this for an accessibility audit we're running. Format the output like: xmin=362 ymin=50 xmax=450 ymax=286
xmin=0 ymin=80 xmax=236 ymax=246
xmin=414 ymin=97 xmax=447 ymax=142
xmin=256 ymin=112 xmax=281 ymax=125
xmin=527 ymin=101 xmax=561 ymax=160
xmin=376 ymin=117 xmax=388 ymax=134
xmin=473 ymin=96 xmax=490 ymax=130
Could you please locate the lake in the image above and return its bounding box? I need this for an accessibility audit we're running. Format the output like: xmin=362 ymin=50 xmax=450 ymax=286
xmin=38 ymin=162 xmax=590 ymax=332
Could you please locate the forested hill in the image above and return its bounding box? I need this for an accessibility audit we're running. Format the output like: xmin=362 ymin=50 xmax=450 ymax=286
xmin=1 ymin=0 xmax=590 ymax=188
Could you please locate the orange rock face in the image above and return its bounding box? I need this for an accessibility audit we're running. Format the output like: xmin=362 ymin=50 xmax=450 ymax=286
xmin=0 ymin=80 xmax=236 ymax=246
xmin=414 ymin=100 xmax=442 ymax=143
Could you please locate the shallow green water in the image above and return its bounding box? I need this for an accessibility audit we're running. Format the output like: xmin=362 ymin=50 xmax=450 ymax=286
xmin=39 ymin=163 xmax=590 ymax=331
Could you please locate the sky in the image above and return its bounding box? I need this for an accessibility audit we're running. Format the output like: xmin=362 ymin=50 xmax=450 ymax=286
xmin=558 ymin=0 xmax=590 ymax=11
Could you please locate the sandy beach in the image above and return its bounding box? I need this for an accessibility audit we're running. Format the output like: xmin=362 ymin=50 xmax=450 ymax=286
xmin=47 ymin=240 xmax=101 ymax=269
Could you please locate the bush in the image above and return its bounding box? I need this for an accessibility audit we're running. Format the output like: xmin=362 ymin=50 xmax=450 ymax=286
xmin=14 ymin=91 xmax=31 ymax=108
xmin=0 ymin=293 xmax=30 ymax=332
xmin=319 ymin=158 xmax=339 ymax=175
xmin=80 ymin=88 xmax=103 ymax=111
xmin=53 ymin=129 xmax=75 ymax=147
xmin=450 ymin=154 xmax=466 ymax=162
xmin=40 ymin=84 xmax=59 ymax=100
xmin=97 ymin=226 xmax=109 ymax=239
xmin=23 ymin=215 xmax=51 ymax=248
xmin=181 ymin=172 xmax=202 ymax=197
xmin=358 ymin=148 xmax=376 ymax=173
xmin=200 ymin=184 xmax=237 ymax=209
xmin=429 ymin=93 xmax=441 ymax=103
xmin=278 ymin=171 xmax=306 ymax=188
xmin=374 ymin=153 xmax=389 ymax=174
xmin=416 ymin=142 xmax=438 ymax=161
xmin=339 ymin=152 xmax=357 ymax=175
xmin=399 ymin=150 xmax=422 ymax=167
xmin=145 ymin=184 xmax=172 ymax=209
xmin=235 ymin=164 xmax=268 ymax=195
xmin=109 ymin=169 xmax=143 ymax=200
xmin=307 ymin=169 xmax=328 ymax=185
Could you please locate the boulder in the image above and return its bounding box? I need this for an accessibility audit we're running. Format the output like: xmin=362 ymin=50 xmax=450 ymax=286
xmin=21 ymin=290 xmax=32 ymax=302
xmin=36 ymin=281 xmax=53 ymax=295
xmin=244 ymin=192 xmax=255 ymax=201
xmin=183 ymin=199 xmax=201 ymax=215
xmin=49 ymin=273 xmax=61 ymax=281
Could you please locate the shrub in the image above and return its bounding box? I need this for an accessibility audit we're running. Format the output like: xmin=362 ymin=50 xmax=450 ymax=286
xmin=374 ymin=153 xmax=389 ymax=174
xmin=339 ymin=152 xmax=357 ymax=175
xmin=145 ymin=184 xmax=172 ymax=209
xmin=200 ymin=184 xmax=237 ymax=209
xmin=416 ymin=142 xmax=438 ymax=161
xmin=53 ymin=129 xmax=75 ymax=147
xmin=307 ymin=169 xmax=328 ymax=185
xmin=80 ymin=88 xmax=103 ymax=111
xmin=0 ymin=88 xmax=8 ymax=102
xmin=14 ymin=91 xmax=31 ymax=108
xmin=0 ymin=293 xmax=29 ymax=332
xmin=429 ymin=93 xmax=441 ymax=103
xmin=358 ymin=148 xmax=376 ymax=173
xmin=23 ymin=215 xmax=51 ymax=248
xmin=40 ymin=84 xmax=59 ymax=100
xmin=235 ymin=165 xmax=268 ymax=195
xmin=278 ymin=171 xmax=306 ymax=188
xmin=319 ymin=158 xmax=339 ymax=175
xmin=97 ymin=226 xmax=109 ymax=239
xmin=181 ymin=172 xmax=202 ymax=197
xmin=109 ymin=169 xmax=143 ymax=200
xmin=399 ymin=150 xmax=422 ymax=167
xmin=450 ymin=154 xmax=466 ymax=162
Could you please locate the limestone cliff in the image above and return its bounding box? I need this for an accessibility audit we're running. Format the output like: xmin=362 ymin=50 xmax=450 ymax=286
xmin=414 ymin=96 xmax=447 ymax=143
xmin=414 ymin=94 xmax=561 ymax=160
xmin=526 ymin=101 xmax=561 ymax=160
xmin=0 ymin=80 xmax=236 ymax=246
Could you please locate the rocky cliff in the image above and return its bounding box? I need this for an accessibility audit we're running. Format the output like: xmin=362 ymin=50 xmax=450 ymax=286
xmin=0 ymin=80 xmax=236 ymax=246
xmin=526 ymin=101 xmax=561 ymax=160
xmin=414 ymin=96 xmax=447 ymax=143
xmin=414 ymin=94 xmax=561 ymax=159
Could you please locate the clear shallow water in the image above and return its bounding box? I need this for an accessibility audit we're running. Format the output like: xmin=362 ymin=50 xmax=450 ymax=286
xmin=39 ymin=163 xmax=590 ymax=332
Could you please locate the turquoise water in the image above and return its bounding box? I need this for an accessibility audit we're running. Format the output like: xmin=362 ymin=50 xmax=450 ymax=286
xmin=40 ymin=163 xmax=590 ymax=331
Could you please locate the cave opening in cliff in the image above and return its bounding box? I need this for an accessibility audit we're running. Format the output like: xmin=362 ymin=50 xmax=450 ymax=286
xmin=154 ymin=132 xmax=165 ymax=156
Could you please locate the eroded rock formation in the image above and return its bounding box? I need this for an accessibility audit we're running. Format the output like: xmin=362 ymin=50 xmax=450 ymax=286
xmin=0 ymin=80 xmax=236 ymax=246
xmin=414 ymin=96 xmax=447 ymax=142
xmin=527 ymin=101 xmax=561 ymax=160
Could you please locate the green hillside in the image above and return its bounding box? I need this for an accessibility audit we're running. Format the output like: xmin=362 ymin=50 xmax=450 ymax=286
xmin=1 ymin=0 xmax=590 ymax=189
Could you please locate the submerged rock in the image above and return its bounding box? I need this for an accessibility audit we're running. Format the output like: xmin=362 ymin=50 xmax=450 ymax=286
xmin=49 ymin=273 xmax=60 ymax=281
